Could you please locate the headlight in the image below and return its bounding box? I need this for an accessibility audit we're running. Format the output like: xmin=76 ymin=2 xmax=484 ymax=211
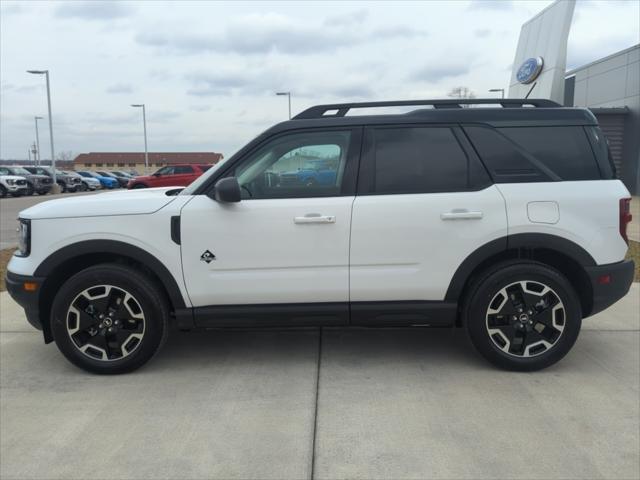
xmin=6 ymin=179 xmax=16 ymax=185
xmin=16 ymin=219 xmax=30 ymax=257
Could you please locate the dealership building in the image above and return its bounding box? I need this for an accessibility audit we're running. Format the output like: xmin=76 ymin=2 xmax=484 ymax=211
xmin=565 ymin=44 xmax=640 ymax=195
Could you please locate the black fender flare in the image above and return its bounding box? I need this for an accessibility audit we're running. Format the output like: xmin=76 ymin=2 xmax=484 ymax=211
xmin=35 ymin=239 xmax=186 ymax=310
xmin=444 ymin=233 xmax=596 ymax=302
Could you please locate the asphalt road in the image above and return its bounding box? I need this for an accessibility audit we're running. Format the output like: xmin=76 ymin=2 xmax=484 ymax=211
xmin=1 ymin=286 xmax=638 ymax=480
xmin=0 ymin=191 xmax=99 ymax=249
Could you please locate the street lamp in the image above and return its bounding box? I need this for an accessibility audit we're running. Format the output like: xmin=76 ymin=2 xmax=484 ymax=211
xmin=27 ymin=69 xmax=59 ymax=191
xmin=276 ymin=92 xmax=292 ymax=119
xmin=131 ymin=104 xmax=149 ymax=174
xmin=34 ymin=116 xmax=43 ymax=165
xmin=489 ymin=88 xmax=505 ymax=99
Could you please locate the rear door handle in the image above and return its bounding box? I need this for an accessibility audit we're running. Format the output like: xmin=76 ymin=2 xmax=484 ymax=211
xmin=294 ymin=214 xmax=336 ymax=224
xmin=440 ymin=209 xmax=484 ymax=220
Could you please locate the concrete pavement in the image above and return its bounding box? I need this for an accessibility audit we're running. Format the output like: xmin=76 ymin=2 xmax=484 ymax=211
xmin=1 ymin=285 xmax=638 ymax=480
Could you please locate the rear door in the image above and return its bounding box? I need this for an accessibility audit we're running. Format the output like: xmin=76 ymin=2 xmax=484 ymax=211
xmin=171 ymin=165 xmax=197 ymax=186
xmin=349 ymin=125 xmax=507 ymax=310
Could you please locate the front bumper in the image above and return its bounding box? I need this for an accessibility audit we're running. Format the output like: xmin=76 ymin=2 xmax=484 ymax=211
xmin=5 ymin=184 xmax=27 ymax=193
xmin=5 ymin=271 xmax=46 ymax=332
xmin=585 ymin=259 xmax=635 ymax=316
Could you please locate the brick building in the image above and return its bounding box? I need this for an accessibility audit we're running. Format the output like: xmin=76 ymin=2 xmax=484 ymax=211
xmin=73 ymin=152 xmax=224 ymax=173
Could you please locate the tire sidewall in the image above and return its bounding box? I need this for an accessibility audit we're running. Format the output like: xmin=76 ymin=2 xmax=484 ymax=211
xmin=465 ymin=262 xmax=582 ymax=371
xmin=51 ymin=265 xmax=168 ymax=374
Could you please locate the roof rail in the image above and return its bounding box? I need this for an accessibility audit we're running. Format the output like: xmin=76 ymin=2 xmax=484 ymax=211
xmin=293 ymin=98 xmax=561 ymax=119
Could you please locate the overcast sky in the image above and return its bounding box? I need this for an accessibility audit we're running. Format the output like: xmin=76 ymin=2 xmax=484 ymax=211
xmin=1 ymin=0 xmax=638 ymax=160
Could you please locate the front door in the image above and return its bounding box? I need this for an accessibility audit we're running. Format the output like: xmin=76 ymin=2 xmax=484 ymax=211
xmin=180 ymin=128 xmax=361 ymax=324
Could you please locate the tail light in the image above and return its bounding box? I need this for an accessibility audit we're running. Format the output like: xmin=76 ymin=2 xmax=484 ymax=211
xmin=619 ymin=198 xmax=632 ymax=245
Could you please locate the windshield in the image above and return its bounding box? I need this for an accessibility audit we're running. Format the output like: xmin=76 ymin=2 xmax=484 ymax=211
xmin=180 ymin=158 xmax=228 ymax=195
xmin=10 ymin=167 xmax=31 ymax=175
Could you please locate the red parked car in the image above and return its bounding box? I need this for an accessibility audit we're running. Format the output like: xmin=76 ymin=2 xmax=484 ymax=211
xmin=127 ymin=164 xmax=212 ymax=189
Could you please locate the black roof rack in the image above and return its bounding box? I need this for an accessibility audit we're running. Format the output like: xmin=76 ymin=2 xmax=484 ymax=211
xmin=293 ymin=98 xmax=561 ymax=120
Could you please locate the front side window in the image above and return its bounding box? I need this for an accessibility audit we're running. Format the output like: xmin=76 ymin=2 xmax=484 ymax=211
xmin=370 ymin=127 xmax=470 ymax=194
xmin=0 ymin=167 xmax=10 ymax=175
xmin=156 ymin=166 xmax=174 ymax=175
xmin=234 ymin=130 xmax=352 ymax=199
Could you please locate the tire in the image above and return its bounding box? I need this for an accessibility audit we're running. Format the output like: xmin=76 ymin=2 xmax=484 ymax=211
xmin=132 ymin=183 xmax=147 ymax=189
xmin=79 ymin=182 xmax=88 ymax=192
xmin=51 ymin=264 xmax=169 ymax=374
xmin=25 ymin=183 xmax=34 ymax=196
xmin=58 ymin=181 xmax=67 ymax=193
xmin=0 ymin=185 xmax=6 ymax=198
xmin=463 ymin=261 xmax=582 ymax=371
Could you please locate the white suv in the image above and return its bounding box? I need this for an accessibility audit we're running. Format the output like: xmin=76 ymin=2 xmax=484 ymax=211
xmin=6 ymin=99 xmax=635 ymax=374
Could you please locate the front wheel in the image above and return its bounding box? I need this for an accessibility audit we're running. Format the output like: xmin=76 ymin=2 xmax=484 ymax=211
xmin=131 ymin=183 xmax=147 ymax=189
xmin=51 ymin=264 xmax=169 ymax=374
xmin=0 ymin=185 xmax=6 ymax=198
xmin=58 ymin=181 xmax=67 ymax=193
xmin=25 ymin=183 xmax=34 ymax=196
xmin=463 ymin=261 xmax=582 ymax=371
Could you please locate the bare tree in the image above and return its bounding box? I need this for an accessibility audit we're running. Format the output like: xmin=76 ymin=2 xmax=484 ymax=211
xmin=447 ymin=86 xmax=476 ymax=99
xmin=56 ymin=150 xmax=76 ymax=161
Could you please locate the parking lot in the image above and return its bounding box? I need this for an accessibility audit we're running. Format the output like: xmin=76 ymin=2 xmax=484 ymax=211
xmin=1 ymin=193 xmax=639 ymax=480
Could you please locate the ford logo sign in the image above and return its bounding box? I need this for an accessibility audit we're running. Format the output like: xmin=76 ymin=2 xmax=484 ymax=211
xmin=516 ymin=56 xmax=544 ymax=84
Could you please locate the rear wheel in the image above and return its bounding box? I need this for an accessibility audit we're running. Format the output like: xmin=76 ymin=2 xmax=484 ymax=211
xmin=463 ymin=261 xmax=582 ymax=371
xmin=51 ymin=264 xmax=169 ymax=374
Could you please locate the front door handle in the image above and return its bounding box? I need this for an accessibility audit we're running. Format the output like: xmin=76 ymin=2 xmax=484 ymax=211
xmin=440 ymin=209 xmax=484 ymax=220
xmin=294 ymin=214 xmax=336 ymax=224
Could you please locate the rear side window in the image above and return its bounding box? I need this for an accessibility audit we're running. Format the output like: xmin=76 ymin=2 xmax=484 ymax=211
xmin=370 ymin=127 xmax=471 ymax=194
xmin=174 ymin=166 xmax=194 ymax=174
xmin=585 ymin=126 xmax=615 ymax=179
xmin=499 ymin=126 xmax=601 ymax=181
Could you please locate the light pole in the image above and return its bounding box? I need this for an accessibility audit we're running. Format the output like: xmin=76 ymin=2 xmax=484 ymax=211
xmin=131 ymin=104 xmax=149 ymax=174
xmin=27 ymin=70 xmax=59 ymax=191
xmin=276 ymin=92 xmax=291 ymax=119
xmin=34 ymin=116 xmax=43 ymax=165
xmin=489 ymin=88 xmax=505 ymax=99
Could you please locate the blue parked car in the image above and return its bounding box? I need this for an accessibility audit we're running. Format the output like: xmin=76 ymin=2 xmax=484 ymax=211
xmin=77 ymin=171 xmax=119 ymax=189
xmin=278 ymin=160 xmax=337 ymax=187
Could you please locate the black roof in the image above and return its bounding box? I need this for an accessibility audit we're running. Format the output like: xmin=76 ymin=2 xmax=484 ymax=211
xmin=264 ymin=98 xmax=597 ymax=136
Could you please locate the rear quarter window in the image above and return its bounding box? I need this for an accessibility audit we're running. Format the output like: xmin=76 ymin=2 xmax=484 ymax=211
xmin=498 ymin=126 xmax=601 ymax=181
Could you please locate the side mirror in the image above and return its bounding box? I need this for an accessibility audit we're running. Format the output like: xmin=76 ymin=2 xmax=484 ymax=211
xmin=152 ymin=172 xmax=161 ymax=177
xmin=212 ymin=177 xmax=241 ymax=203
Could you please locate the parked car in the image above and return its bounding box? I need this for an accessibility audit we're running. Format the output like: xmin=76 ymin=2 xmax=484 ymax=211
xmin=22 ymin=166 xmax=82 ymax=193
xmin=127 ymin=164 xmax=212 ymax=189
xmin=0 ymin=174 xmax=28 ymax=197
xmin=64 ymin=171 xmax=101 ymax=191
xmin=77 ymin=171 xmax=118 ymax=189
xmin=111 ymin=170 xmax=134 ymax=179
xmin=5 ymin=98 xmax=635 ymax=374
xmin=0 ymin=166 xmax=52 ymax=195
xmin=278 ymin=159 xmax=338 ymax=187
xmin=96 ymin=171 xmax=127 ymax=188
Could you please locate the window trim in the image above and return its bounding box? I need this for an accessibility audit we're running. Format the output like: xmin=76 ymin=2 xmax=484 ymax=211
xmin=204 ymin=127 xmax=363 ymax=200
xmin=357 ymin=123 xmax=492 ymax=196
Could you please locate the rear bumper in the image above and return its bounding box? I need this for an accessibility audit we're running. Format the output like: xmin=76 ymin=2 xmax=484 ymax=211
xmin=5 ymin=271 xmax=46 ymax=331
xmin=585 ymin=259 xmax=635 ymax=317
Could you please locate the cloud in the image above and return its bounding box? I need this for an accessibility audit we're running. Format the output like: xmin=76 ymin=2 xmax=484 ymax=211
xmin=372 ymin=26 xmax=429 ymax=39
xmin=467 ymin=0 xmax=514 ymax=10
xmin=55 ymin=1 xmax=133 ymax=21
xmin=1 ymin=83 xmax=42 ymax=94
xmin=409 ymin=62 xmax=471 ymax=82
xmin=474 ymin=28 xmax=491 ymax=38
xmin=189 ymin=105 xmax=212 ymax=112
xmin=136 ymin=12 xmax=361 ymax=55
xmin=105 ymin=83 xmax=133 ymax=94
xmin=324 ymin=9 xmax=369 ymax=26
xmin=185 ymin=68 xmax=285 ymax=96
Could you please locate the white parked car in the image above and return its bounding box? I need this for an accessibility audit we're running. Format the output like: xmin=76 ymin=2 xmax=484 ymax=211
xmin=5 ymin=99 xmax=635 ymax=374
xmin=64 ymin=171 xmax=101 ymax=191
xmin=0 ymin=174 xmax=29 ymax=197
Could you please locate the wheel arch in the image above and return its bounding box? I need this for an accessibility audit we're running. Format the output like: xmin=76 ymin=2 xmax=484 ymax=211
xmin=35 ymin=240 xmax=187 ymax=342
xmin=446 ymin=233 xmax=596 ymax=323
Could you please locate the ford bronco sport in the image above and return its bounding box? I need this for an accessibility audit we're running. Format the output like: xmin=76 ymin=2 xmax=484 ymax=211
xmin=6 ymin=99 xmax=635 ymax=374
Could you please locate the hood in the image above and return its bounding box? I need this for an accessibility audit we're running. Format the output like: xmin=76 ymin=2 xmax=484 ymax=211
xmin=81 ymin=176 xmax=100 ymax=183
xmin=1 ymin=175 xmax=27 ymax=182
xmin=25 ymin=174 xmax=51 ymax=182
xmin=19 ymin=187 xmax=181 ymax=220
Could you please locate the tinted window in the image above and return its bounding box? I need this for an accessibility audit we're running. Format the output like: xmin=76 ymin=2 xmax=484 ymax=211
xmin=174 ymin=166 xmax=194 ymax=174
xmin=372 ymin=127 xmax=469 ymax=194
xmin=235 ymin=130 xmax=351 ymax=199
xmin=585 ymin=126 xmax=615 ymax=179
xmin=499 ymin=126 xmax=601 ymax=181
xmin=0 ymin=167 xmax=10 ymax=175
xmin=464 ymin=126 xmax=551 ymax=183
